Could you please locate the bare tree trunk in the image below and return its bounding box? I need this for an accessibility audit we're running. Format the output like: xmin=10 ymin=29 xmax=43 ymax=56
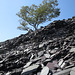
xmin=34 ymin=25 xmax=38 ymax=32
xmin=34 ymin=24 xmax=38 ymax=36
xmin=33 ymin=24 xmax=40 ymax=49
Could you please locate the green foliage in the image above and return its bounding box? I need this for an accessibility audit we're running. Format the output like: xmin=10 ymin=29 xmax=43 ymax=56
xmin=16 ymin=0 xmax=60 ymax=31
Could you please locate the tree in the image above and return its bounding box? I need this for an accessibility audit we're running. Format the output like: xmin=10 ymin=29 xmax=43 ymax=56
xmin=16 ymin=0 xmax=60 ymax=32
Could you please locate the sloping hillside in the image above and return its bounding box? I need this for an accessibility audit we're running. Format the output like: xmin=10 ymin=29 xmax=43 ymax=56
xmin=0 ymin=16 xmax=75 ymax=75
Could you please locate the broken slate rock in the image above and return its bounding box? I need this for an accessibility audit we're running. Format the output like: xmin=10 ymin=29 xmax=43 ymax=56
xmin=38 ymin=51 xmax=44 ymax=57
xmin=23 ymin=61 xmax=32 ymax=68
xmin=21 ymin=64 xmax=39 ymax=75
xmin=5 ymin=72 xmax=11 ymax=75
xmin=44 ymin=54 xmax=50 ymax=58
xmin=50 ymin=50 xmax=57 ymax=54
xmin=47 ymin=62 xmax=58 ymax=70
xmin=30 ymin=57 xmax=41 ymax=62
xmin=69 ymin=48 xmax=75 ymax=53
xmin=58 ymin=59 xmax=64 ymax=67
xmin=60 ymin=62 xmax=66 ymax=68
xmin=70 ymin=67 xmax=75 ymax=75
xmin=39 ymin=41 xmax=48 ymax=48
xmin=40 ymin=66 xmax=49 ymax=75
xmin=53 ymin=68 xmax=72 ymax=75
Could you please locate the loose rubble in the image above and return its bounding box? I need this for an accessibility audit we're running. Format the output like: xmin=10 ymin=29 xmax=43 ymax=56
xmin=0 ymin=16 xmax=75 ymax=75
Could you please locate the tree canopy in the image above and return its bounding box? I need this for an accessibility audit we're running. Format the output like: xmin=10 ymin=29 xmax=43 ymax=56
xmin=16 ymin=0 xmax=60 ymax=32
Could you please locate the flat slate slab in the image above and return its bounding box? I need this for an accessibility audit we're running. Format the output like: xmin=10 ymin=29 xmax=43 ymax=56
xmin=40 ymin=66 xmax=49 ymax=75
xmin=70 ymin=48 xmax=75 ymax=53
xmin=70 ymin=67 xmax=75 ymax=75
xmin=44 ymin=54 xmax=50 ymax=58
xmin=46 ymin=61 xmax=58 ymax=70
xmin=21 ymin=64 xmax=39 ymax=75
xmin=53 ymin=68 xmax=72 ymax=75
xmin=38 ymin=51 xmax=44 ymax=57
xmin=5 ymin=72 xmax=11 ymax=75
xmin=23 ymin=61 xmax=32 ymax=68
xmin=58 ymin=59 xmax=64 ymax=66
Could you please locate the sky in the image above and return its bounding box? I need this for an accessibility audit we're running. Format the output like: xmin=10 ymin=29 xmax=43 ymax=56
xmin=0 ymin=0 xmax=75 ymax=42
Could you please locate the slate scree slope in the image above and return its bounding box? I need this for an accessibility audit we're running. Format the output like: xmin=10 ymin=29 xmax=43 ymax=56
xmin=0 ymin=17 xmax=75 ymax=75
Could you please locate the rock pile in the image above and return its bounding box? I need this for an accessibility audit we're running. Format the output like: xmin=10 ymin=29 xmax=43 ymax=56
xmin=0 ymin=16 xmax=75 ymax=75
